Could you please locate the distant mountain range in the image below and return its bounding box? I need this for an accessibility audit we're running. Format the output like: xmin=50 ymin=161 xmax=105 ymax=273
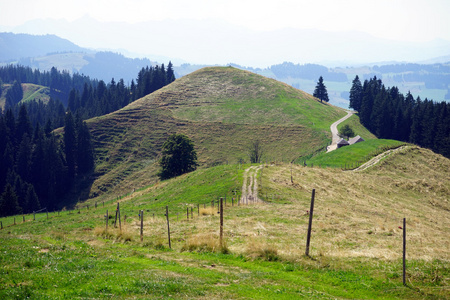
xmin=0 ymin=32 xmax=85 ymax=61
xmin=1 ymin=32 xmax=449 ymax=108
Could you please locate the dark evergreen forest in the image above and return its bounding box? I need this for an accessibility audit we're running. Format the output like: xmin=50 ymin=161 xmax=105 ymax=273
xmin=0 ymin=63 xmax=175 ymax=217
xmin=349 ymin=76 xmax=450 ymax=158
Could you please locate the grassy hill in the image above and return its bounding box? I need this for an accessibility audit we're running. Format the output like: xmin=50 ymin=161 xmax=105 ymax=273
xmin=86 ymin=66 xmax=346 ymax=199
xmin=1 ymin=146 xmax=448 ymax=299
xmin=0 ymin=83 xmax=51 ymax=109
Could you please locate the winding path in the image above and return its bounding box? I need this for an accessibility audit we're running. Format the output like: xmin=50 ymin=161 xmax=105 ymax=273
xmin=327 ymin=110 xmax=355 ymax=152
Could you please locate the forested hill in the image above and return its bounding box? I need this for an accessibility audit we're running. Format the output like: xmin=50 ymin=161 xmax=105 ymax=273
xmin=0 ymin=63 xmax=176 ymax=217
xmin=349 ymin=76 xmax=450 ymax=158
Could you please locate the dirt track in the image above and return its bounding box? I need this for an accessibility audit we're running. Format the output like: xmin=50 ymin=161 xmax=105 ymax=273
xmin=241 ymin=165 xmax=263 ymax=204
xmin=353 ymin=146 xmax=409 ymax=171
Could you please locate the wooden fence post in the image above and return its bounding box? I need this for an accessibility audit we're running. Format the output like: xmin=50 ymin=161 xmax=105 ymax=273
xmin=403 ymin=218 xmax=406 ymax=286
xmin=106 ymin=210 xmax=108 ymax=232
xmin=191 ymin=207 xmax=193 ymax=219
xmin=33 ymin=212 xmax=35 ymax=221
xmin=305 ymin=189 xmax=316 ymax=256
xmin=165 ymin=206 xmax=171 ymax=249
xmin=197 ymin=204 xmax=200 ymax=216
xmin=114 ymin=203 xmax=118 ymax=228
xmin=140 ymin=210 xmax=144 ymax=242
xmin=23 ymin=215 xmax=25 ymax=223
xmin=118 ymin=203 xmax=121 ymax=232
xmin=186 ymin=207 xmax=189 ymax=220
xmin=220 ymin=198 xmax=224 ymax=247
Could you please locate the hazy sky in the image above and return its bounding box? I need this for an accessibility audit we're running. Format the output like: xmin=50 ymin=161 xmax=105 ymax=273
xmin=1 ymin=0 xmax=449 ymax=42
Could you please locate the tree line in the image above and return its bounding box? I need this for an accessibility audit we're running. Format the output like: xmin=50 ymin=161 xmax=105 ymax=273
xmin=0 ymin=106 xmax=94 ymax=216
xmin=349 ymin=76 xmax=450 ymax=158
xmin=0 ymin=62 xmax=176 ymax=217
xmin=0 ymin=62 xmax=175 ymax=120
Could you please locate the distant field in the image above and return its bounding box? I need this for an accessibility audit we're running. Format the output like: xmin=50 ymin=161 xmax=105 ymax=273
xmin=21 ymin=83 xmax=50 ymax=103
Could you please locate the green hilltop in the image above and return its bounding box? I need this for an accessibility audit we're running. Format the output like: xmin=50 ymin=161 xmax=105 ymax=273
xmin=86 ymin=66 xmax=346 ymax=198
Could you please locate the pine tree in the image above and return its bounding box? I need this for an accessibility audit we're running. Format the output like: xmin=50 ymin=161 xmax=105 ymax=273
xmin=166 ymin=61 xmax=175 ymax=83
xmin=349 ymin=75 xmax=362 ymax=111
xmin=5 ymin=81 xmax=23 ymax=109
xmin=313 ymin=76 xmax=329 ymax=103
xmin=16 ymin=104 xmax=32 ymax=142
xmin=76 ymin=121 xmax=94 ymax=174
xmin=64 ymin=111 xmax=77 ymax=180
xmin=25 ymin=184 xmax=40 ymax=213
xmin=0 ymin=183 xmax=22 ymax=217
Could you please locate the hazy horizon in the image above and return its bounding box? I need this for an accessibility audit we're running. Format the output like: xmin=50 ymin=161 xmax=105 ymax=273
xmin=1 ymin=0 xmax=450 ymax=67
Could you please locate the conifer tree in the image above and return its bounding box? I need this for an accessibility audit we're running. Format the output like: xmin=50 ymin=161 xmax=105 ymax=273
xmin=349 ymin=75 xmax=362 ymax=111
xmin=64 ymin=111 xmax=77 ymax=180
xmin=313 ymin=76 xmax=329 ymax=103
xmin=166 ymin=61 xmax=175 ymax=83
xmin=0 ymin=183 xmax=22 ymax=217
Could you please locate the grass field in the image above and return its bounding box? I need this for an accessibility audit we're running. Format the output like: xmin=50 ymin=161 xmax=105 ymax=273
xmin=1 ymin=146 xmax=448 ymax=299
xmin=304 ymin=139 xmax=407 ymax=169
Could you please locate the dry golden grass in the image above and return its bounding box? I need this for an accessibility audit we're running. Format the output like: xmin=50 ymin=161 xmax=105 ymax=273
xmin=90 ymin=146 xmax=448 ymax=270
xmin=181 ymin=232 xmax=228 ymax=253
xmin=199 ymin=207 xmax=217 ymax=216
xmin=94 ymin=226 xmax=134 ymax=242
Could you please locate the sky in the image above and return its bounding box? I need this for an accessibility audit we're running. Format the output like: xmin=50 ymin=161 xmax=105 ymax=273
xmin=1 ymin=0 xmax=450 ymax=66
xmin=1 ymin=0 xmax=449 ymax=42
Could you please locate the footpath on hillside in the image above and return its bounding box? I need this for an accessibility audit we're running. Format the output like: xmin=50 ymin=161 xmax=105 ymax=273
xmin=327 ymin=110 xmax=355 ymax=152
xmin=353 ymin=146 xmax=409 ymax=171
xmin=241 ymin=165 xmax=263 ymax=204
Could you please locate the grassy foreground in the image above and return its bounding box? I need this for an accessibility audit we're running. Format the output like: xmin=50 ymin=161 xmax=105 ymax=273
xmin=1 ymin=147 xmax=448 ymax=299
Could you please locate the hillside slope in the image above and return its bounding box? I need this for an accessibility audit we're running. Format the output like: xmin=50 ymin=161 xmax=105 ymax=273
xmin=0 ymin=83 xmax=51 ymax=109
xmin=86 ymin=67 xmax=346 ymax=198
xmin=0 ymin=145 xmax=447 ymax=299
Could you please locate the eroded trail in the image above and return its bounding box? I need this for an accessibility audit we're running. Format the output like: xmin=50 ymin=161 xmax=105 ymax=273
xmin=353 ymin=146 xmax=409 ymax=171
xmin=241 ymin=165 xmax=263 ymax=204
